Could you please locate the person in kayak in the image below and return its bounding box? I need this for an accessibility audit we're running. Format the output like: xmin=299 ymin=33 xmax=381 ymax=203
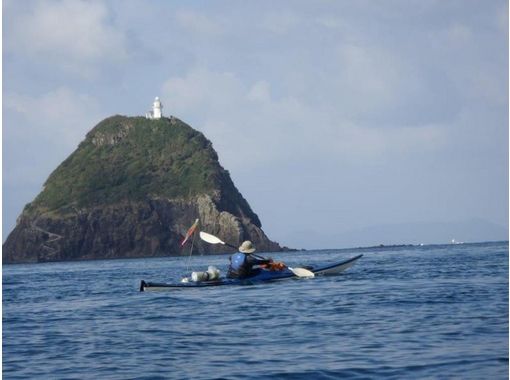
xmin=227 ymin=241 xmax=273 ymax=279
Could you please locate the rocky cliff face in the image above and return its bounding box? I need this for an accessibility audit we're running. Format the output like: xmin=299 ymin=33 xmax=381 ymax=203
xmin=3 ymin=116 xmax=281 ymax=263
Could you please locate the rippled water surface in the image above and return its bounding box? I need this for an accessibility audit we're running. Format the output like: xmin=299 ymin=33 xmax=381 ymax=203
xmin=3 ymin=242 xmax=508 ymax=379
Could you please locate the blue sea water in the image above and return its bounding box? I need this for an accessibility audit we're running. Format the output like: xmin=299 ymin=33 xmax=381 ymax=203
xmin=3 ymin=241 xmax=508 ymax=379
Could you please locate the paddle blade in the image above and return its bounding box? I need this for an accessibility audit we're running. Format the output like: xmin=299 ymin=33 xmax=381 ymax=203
xmin=199 ymin=231 xmax=225 ymax=245
xmin=289 ymin=267 xmax=315 ymax=278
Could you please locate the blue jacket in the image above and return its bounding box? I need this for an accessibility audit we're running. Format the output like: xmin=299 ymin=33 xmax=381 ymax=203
xmin=227 ymin=252 xmax=271 ymax=279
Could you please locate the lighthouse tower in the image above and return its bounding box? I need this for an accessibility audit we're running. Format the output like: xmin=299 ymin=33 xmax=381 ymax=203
xmin=153 ymin=97 xmax=162 ymax=119
xmin=146 ymin=97 xmax=163 ymax=119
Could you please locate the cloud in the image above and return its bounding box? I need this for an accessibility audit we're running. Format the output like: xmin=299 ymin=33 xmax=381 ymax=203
xmin=162 ymin=67 xmax=244 ymax=114
xmin=328 ymin=42 xmax=464 ymax=127
xmin=3 ymin=86 xmax=105 ymax=198
xmin=161 ymin=67 xmax=447 ymax=171
xmin=496 ymin=2 xmax=509 ymax=32
xmin=321 ymin=122 xmax=447 ymax=163
xmin=174 ymin=9 xmax=224 ymax=36
xmin=426 ymin=20 xmax=507 ymax=109
xmin=259 ymin=11 xmax=302 ymax=34
xmin=5 ymin=0 xmax=127 ymax=75
xmin=4 ymin=87 xmax=102 ymax=144
xmin=447 ymin=23 xmax=472 ymax=44
xmin=247 ymin=81 xmax=271 ymax=103
xmin=316 ymin=15 xmax=345 ymax=30
xmin=335 ymin=44 xmax=401 ymax=108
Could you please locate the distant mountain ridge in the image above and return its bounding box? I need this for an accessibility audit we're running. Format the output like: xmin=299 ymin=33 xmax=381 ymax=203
xmin=4 ymin=115 xmax=281 ymax=263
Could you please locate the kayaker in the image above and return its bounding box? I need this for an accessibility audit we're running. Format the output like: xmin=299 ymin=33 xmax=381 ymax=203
xmin=227 ymin=241 xmax=273 ymax=279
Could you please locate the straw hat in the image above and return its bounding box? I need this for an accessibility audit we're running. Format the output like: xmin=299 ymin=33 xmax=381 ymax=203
xmin=239 ymin=240 xmax=256 ymax=254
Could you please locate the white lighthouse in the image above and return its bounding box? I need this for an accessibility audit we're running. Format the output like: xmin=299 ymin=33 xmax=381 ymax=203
xmin=146 ymin=97 xmax=163 ymax=119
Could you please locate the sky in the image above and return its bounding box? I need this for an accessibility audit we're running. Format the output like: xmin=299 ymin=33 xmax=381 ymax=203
xmin=3 ymin=0 xmax=509 ymax=249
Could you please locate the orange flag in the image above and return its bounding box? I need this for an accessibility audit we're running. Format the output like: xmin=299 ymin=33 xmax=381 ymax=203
xmin=181 ymin=219 xmax=199 ymax=247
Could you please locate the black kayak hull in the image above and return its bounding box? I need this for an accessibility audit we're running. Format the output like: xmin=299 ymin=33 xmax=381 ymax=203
xmin=140 ymin=254 xmax=362 ymax=291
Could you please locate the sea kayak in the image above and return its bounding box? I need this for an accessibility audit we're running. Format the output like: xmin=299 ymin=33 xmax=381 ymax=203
xmin=139 ymin=254 xmax=362 ymax=291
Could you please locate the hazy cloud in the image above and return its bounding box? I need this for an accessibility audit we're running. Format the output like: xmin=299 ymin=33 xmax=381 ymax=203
xmin=259 ymin=11 xmax=302 ymax=34
xmin=247 ymin=81 xmax=272 ymax=103
xmin=160 ymin=66 xmax=448 ymax=171
xmin=5 ymin=87 xmax=102 ymax=144
xmin=5 ymin=0 xmax=127 ymax=75
xmin=174 ymin=9 xmax=225 ymax=36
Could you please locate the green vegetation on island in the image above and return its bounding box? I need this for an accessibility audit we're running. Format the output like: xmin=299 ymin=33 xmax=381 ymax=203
xmin=28 ymin=116 xmax=225 ymax=213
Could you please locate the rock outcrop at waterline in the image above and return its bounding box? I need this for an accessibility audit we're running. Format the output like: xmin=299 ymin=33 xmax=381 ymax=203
xmin=3 ymin=115 xmax=282 ymax=263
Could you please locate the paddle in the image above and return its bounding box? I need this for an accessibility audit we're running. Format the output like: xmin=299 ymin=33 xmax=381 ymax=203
xmin=199 ymin=231 xmax=238 ymax=249
xmin=199 ymin=231 xmax=315 ymax=278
